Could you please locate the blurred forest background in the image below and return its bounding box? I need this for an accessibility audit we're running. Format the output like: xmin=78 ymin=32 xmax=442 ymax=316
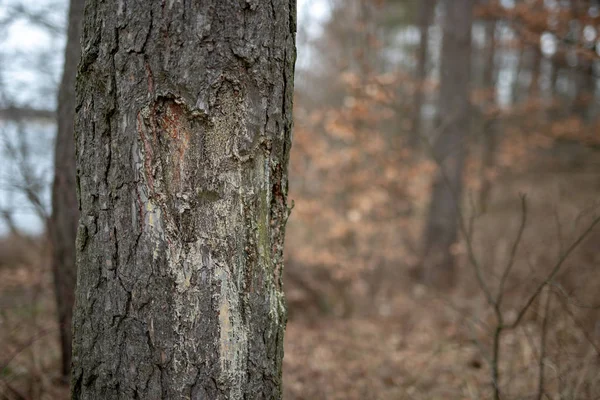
xmin=1 ymin=0 xmax=600 ymax=399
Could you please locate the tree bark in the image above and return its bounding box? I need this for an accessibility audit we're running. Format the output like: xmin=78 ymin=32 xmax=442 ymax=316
xmin=421 ymin=0 xmax=473 ymax=287
xmin=71 ymin=1 xmax=296 ymax=399
xmin=479 ymin=18 xmax=497 ymax=213
xmin=411 ymin=0 xmax=436 ymax=149
xmin=49 ymin=0 xmax=84 ymax=380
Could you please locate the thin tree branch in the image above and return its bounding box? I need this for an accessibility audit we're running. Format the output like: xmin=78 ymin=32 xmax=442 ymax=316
xmin=0 ymin=106 xmax=55 ymax=122
xmin=507 ymin=213 xmax=600 ymax=330
xmin=496 ymin=194 xmax=527 ymax=307
xmin=536 ymin=287 xmax=552 ymax=400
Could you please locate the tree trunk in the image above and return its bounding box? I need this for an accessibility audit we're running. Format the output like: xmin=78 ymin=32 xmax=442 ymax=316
xmin=528 ymin=47 xmax=541 ymax=100
xmin=421 ymin=0 xmax=473 ymax=287
xmin=566 ymin=1 xmax=594 ymax=121
xmin=411 ymin=0 xmax=436 ymax=149
xmin=71 ymin=1 xmax=296 ymax=399
xmin=511 ymin=46 xmax=524 ymax=105
xmin=49 ymin=0 xmax=84 ymax=380
xmin=571 ymin=61 xmax=595 ymax=121
xmin=549 ymin=52 xmax=560 ymax=110
xmin=479 ymin=18 xmax=497 ymax=213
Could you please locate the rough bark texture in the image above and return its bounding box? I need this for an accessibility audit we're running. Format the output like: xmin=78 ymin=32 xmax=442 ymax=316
xmin=71 ymin=1 xmax=296 ymax=399
xmin=49 ymin=0 xmax=84 ymax=379
xmin=411 ymin=0 xmax=436 ymax=149
xmin=421 ymin=0 xmax=473 ymax=287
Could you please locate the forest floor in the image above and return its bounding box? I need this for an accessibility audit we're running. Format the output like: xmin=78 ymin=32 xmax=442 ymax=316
xmin=0 ymin=254 xmax=495 ymax=400
xmin=1 ymin=145 xmax=600 ymax=400
xmin=282 ymin=144 xmax=600 ymax=400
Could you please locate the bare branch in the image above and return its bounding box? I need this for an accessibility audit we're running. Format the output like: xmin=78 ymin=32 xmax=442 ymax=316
xmin=496 ymin=194 xmax=527 ymax=307
xmin=549 ymin=282 xmax=600 ymax=310
xmin=0 ymin=3 xmax=64 ymax=34
xmin=507 ymin=213 xmax=600 ymax=330
xmin=0 ymin=125 xmax=51 ymax=223
xmin=536 ymin=288 xmax=552 ymax=400
xmin=0 ymin=106 xmax=55 ymax=122
xmin=554 ymin=291 xmax=600 ymax=357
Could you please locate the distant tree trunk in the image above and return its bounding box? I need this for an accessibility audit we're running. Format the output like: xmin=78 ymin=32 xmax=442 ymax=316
xmin=421 ymin=0 xmax=473 ymax=287
xmin=511 ymin=46 xmax=525 ymax=105
xmin=71 ymin=1 xmax=296 ymax=399
xmin=566 ymin=0 xmax=594 ymax=121
xmin=411 ymin=0 xmax=436 ymax=149
xmin=571 ymin=61 xmax=595 ymax=121
xmin=528 ymin=47 xmax=542 ymax=100
xmin=583 ymin=61 xmax=599 ymax=120
xmin=549 ymin=52 xmax=561 ymax=108
xmin=48 ymin=0 xmax=84 ymax=380
xmin=479 ymin=18 xmax=497 ymax=212
xmin=550 ymin=56 xmax=560 ymax=95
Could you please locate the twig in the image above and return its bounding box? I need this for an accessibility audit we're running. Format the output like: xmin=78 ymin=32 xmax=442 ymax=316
xmin=549 ymin=281 xmax=600 ymax=310
xmin=0 ymin=328 xmax=56 ymax=375
xmin=554 ymin=292 xmax=600 ymax=357
xmin=552 ymin=207 xmax=564 ymax=255
xmin=506 ymin=214 xmax=600 ymax=330
xmin=0 ymin=380 xmax=30 ymax=400
xmin=536 ymin=287 xmax=552 ymax=400
xmin=496 ymin=195 xmax=527 ymax=307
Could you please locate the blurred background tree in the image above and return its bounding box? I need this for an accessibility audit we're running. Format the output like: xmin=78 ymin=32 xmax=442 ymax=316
xmin=420 ymin=0 xmax=473 ymax=287
xmin=48 ymin=0 xmax=82 ymax=381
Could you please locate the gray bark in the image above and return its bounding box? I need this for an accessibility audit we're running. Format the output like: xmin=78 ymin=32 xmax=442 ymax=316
xmin=411 ymin=0 xmax=436 ymax=149
xmin=421 ymin=0 xmax=473 ymax=287
xmin=49 ymin=0 xmax=84 ymax=379
xmin=71 ymin=1 xmax=296 ymax=399
xmin=478 ymin=18 xmax=497 ymax=213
